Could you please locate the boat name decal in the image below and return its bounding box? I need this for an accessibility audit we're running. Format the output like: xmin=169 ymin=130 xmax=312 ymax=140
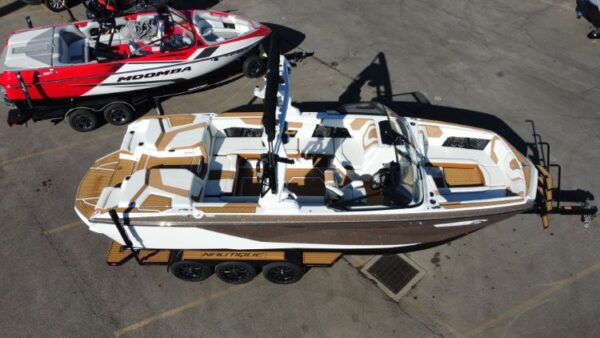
xmin=195 ymin=251 xmax=275 ymax=260
xmin=117 ymin=66 xmax=192 ymax=82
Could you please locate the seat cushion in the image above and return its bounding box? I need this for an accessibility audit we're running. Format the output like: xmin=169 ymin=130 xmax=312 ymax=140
xmin=205 ymin=179 xmax=235 ymax=196
xmin=214 ymin=137 xmax=265 ymax=156
xmin=335 ymin=139 xmax=364 ymax=169
xmin=206 ymin=155 xmax=239 ymax=196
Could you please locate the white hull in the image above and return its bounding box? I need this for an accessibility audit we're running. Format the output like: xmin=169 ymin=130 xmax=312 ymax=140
xmin=84 ymin=37 xmax=263 ymax=96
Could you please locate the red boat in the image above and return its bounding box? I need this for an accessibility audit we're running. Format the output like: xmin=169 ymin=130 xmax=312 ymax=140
xmin=0 ymin=6 xmax=271 ymax=131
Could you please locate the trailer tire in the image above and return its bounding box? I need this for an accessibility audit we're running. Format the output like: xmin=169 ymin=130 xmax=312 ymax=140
xmin=242 ymin=54 xmax=266 ymax=78
xmin=262 ymin=262 xmax=304 ymax=284
xmin=215 ymin=261 xmax=256 ymax=284
xmin=170 ymin=260 xmax=212 ymax=282
xmin=68 ymin=109 xmax=100 ymax=132
xmin=104 ymin=103 xmax=135 ymax=126
xmin=44 ymin=0 xmax=66 ymax=12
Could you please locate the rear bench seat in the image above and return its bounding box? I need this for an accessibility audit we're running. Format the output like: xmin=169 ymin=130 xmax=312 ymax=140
xmin=213 ymin=137 xmax=265 ymax=157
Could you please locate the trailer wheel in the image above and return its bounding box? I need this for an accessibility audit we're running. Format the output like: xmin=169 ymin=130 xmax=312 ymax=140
xmin=68 ymin=109 xmax=99 ymax=132
xmin=44 ymin=0 xmax=66 ymax=12
xmin=262 ymin=262 xmax=304 ymax=284
xmin=215 ymin=261 xmax=256 ymax=284
xmin=170 ymin=260 xmax=213 ymax=282
xmin=242 ymin=54 xmax=266 ymax=78
xmin=103 ymin=103 xmax=134 ymax=126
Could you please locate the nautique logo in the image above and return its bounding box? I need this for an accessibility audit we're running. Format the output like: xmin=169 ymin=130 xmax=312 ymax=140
xmin=117 ymin=66 xmax=192 ymax=82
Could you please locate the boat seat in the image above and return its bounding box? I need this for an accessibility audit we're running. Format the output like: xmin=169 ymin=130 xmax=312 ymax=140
xmin=54 ymin=26 xmax=89 ymax=65
xmin=324 ymin=169 xmax=343 ymax=201
xmin=96 ymin=187 xmax=122 ymax=210
xmin=205 ymin=155 xmax=239 ymax=196
xmin=122 ymin=117 xmax=210 ymax=157
xmin=299 ymin=138 xmax=335 ymax=156
xmin=127 ymin=169 xmax=203 ymax=208
xmin=193 ymin=14 xmax=227 ymax=44
xmin=324 ymin=169 xmax=367 ymax=204
xmin=430 ymin=163 xmax=485 ymax=187
xmin=214 ymin=137 xmax=266 ymax=157
xmin=335 ymin=122 xmax=380 ymax=172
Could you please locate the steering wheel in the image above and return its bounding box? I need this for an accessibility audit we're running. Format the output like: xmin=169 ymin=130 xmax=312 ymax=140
xmin=371 ymin=171 xmax=384 ymax=190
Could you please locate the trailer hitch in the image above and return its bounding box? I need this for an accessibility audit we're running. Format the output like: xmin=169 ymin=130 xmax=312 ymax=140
xmin=534 ymin=164 xmax=597 ymax=228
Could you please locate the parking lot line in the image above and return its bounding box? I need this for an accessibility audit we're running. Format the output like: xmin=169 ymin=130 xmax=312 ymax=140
xmin=42 ymin=221 xmax=81 ymax=235
xmin=461 ymin=260 xmax=600 ymax=337
xmin=114 ymin=283 xmax=251 ymax=337
xmin=403 ymin=297 xmax=462 ymax=337
xmin=0 ymin=131 xmax=121 ymax=167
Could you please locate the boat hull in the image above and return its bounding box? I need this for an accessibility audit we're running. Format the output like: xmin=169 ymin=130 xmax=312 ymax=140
xmin=78 ymin=201 xmax=533 ymax=251
xmin=2 ymin=35 xmax=265 ymax=102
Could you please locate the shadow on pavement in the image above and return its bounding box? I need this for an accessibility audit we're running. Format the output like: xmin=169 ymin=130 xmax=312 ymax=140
xmin=227 ymin=51 xmax=596 ymax=222
xmin=0 ymin=0 xmax=26 ymax=18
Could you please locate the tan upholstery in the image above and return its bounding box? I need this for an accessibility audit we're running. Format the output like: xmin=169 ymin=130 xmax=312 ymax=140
xmin=324 ymin=169 xmax=343 ymax=200
xmin=431 ymin=163 xmax=485 ymax=187
xmin=335 ymin=121 xmax=380 ymax=171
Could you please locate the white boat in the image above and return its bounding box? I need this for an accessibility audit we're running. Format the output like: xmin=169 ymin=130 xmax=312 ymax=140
xmin=75 ymin=53 xmax=541 ymax=251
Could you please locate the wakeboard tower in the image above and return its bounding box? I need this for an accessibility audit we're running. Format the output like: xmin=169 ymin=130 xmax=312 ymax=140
xmin=0 ymin=5 xmax=271 ymax=131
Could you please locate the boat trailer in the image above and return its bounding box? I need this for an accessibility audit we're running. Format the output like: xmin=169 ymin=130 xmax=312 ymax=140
xmin=106 ymin=210 xmax=341 ymax=284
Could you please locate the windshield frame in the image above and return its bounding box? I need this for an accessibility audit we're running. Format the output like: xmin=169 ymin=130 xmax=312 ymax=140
xmin=379 ymin=103 xmax=424 ymax=207
xmin=164 ymin=6 xmax=197 ymax=48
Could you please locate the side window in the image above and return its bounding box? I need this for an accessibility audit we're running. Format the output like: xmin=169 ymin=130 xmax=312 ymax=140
xmin=224 ymin=127 xmax=263 ymax=137
xmin=312 ymin=125 xmax=351 ymax=138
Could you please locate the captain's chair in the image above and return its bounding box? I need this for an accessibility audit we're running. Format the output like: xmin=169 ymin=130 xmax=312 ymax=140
xmin=324 ymin=169 xmax=367 ymax=205
xmin=54 ymin=26 xmax=89 ymax=65
xmin=335 ymin=121 xmax=380 ymax=173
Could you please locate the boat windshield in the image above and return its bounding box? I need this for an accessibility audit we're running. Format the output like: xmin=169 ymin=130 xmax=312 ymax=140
xmin=161 ymin=7 xmax=196 ymax=50
xmin=379 ymin=103 xmax=423 ymax=206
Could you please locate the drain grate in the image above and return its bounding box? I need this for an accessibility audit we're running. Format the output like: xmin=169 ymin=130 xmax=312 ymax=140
xmin=361 ymin=254 xmax=425 ymax=301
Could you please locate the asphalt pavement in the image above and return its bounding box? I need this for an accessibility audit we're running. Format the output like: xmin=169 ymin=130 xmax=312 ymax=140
xmin=0 ymin=0 xmax=599 ymax=337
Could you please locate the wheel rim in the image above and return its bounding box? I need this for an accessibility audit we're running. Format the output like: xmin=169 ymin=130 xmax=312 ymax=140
xmin=108 ymin=108 xmax=127 ymax=123
xmin=266 ymin=265 xmax=297 ymax=283
xmin=220 ymin=265 xmax=252 ymax=282
xmin=176 ymin=263 xmax=207 ymax=280
xmin=48 ymin=0 xmax=64 ymax=10
xmin=74 ymin=115 xmax=92 ymax=130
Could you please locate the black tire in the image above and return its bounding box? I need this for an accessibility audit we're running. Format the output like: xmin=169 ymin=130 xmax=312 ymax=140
xmin=85 ymin=8 xmax=98 ymax=19
xmin=170 ymin=260 xmax=213 ymax=282
xmin=262 ymin=262 xmax=304 ymax=284
xmin=215 ymin=261 xmax=256 ymax=284
xmin=242 ymin=54 xmax=266 ymax=78
xmin=44 ymin=0 xmax=66 ymax=12
xmin=68 ymin=109 xmax=100 ymax=132
xmin=103 ymin=103 xmax=135 ymax=126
